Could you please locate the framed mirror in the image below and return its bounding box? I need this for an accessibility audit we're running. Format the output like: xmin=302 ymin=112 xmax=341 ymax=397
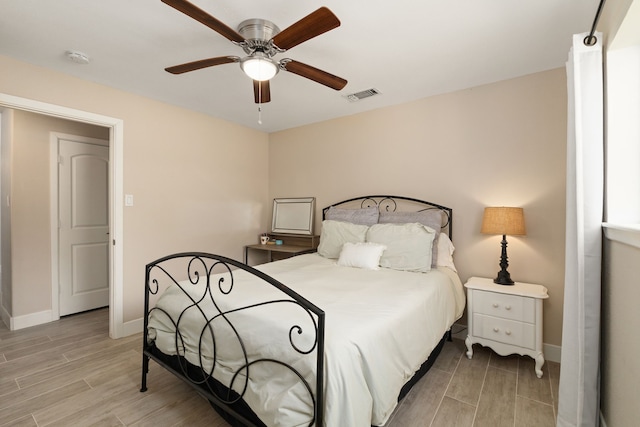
xmin=271 ymin=197 xmax=315 ymax=235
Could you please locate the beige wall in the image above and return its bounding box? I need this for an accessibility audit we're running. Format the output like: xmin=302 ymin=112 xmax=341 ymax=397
xmin=10 ymin=110 xmax=108 ymax=316
xmin=0 ymin=54 xmax=270 ymax=323
xmin=269 ymin=68 xmax=567 ymax=347
xmin=601 ymin=238 xmax=640 ymax=426
xmin=0 ymin=55 xmax=567 ymax=348
xmin=600 ymin=0 xmax=635 ymax=47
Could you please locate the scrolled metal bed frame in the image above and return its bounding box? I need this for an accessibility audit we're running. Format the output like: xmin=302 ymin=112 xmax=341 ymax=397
xmin=141 ymin=252 xmax=324 ymax=426
xmin=140 ymin=195 xmax=453 ymax=426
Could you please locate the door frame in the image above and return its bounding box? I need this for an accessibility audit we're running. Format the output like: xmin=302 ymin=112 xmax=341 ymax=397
xmin=0 ymin=93 xmax=124 ymax=338
xmin=51 ymin=132 xmax=110 ymax=318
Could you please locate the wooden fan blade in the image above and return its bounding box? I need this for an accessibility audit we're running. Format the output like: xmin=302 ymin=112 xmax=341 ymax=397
xmin=271 ymin=7 xmax=340 ymax=51
xmin=162 ymin=0 xmax=244 ymax=43
xmin=253 ymin=80 xmax=271 ymax=103
xmin=165 ymin=56 xmax=239 ymax=74
xmin=281 ymin=60 xmax=347 ymax=90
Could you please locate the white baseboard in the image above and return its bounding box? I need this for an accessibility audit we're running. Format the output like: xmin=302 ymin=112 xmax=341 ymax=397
xmin=122 ymin=317 xmax=143 ymax=337
xmin=10 ymin=309 xmax=56 ymax=331
xmin=451 ymin=321 xmax=562 ymax=364
xmin=544 ymin=343 xmax=561 ymax=364
xmin=4 ymin=309 xmax=141 ymax=336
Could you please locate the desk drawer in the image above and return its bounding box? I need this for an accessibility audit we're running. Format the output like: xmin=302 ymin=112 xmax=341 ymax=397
xmin=473 ymin=313 xmax=535 ymax=349
xmin=473 ymin=290 xmax=535 ymax=323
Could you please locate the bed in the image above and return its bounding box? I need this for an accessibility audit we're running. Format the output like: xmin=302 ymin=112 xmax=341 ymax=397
xmin=141 ymin=195 xmax=465 ymax=426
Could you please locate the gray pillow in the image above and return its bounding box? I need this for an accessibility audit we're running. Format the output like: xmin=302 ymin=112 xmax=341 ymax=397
xmin=325 ymin=206 xmax=379 ymax=226
xmin=378 ymin=210 xmax=443 ymax=267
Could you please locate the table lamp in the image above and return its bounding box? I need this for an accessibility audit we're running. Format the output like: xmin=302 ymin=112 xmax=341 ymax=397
xmin=481 ymin=207 xmax=526 ymax=285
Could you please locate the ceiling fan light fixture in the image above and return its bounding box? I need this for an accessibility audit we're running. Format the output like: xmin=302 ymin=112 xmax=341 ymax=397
xmin=240 ymin=53 xmax=278 ymax=81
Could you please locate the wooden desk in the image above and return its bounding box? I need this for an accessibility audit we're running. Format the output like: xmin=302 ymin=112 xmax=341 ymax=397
xmin=244 ymin=234 xmax=320 ymax=264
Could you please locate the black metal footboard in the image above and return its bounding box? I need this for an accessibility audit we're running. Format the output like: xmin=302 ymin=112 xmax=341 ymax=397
xmin=140 ymin=252 xmax=325 ymax=427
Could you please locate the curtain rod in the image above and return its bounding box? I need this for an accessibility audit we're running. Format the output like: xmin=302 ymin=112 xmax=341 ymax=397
xmin=584 ymin=0 xmax=606 ymax=46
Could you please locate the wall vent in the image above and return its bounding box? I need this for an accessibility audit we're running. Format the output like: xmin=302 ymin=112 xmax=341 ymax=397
xmin=345 ymin=88 xmax=381 ymax=102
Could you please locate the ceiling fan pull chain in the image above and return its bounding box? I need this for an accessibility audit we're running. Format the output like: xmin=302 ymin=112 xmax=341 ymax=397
xmin=258 ymin=80 xmax=263 ymax=124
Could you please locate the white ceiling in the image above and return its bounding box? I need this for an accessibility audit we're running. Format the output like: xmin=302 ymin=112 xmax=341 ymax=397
xmin=0 ymin=0 xmax=600 ymax=132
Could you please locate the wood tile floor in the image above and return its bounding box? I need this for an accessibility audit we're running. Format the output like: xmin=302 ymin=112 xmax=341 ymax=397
xmin=0 ymin=309 xmax=560 ymax=426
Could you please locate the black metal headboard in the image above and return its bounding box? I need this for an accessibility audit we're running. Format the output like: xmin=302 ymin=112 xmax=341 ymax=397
xmin=322 ymin=195 xmax=453 ymax=238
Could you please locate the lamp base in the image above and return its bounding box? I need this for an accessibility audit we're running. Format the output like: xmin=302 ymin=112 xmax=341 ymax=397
xmin=494 ymin=234 xmax=515 ymax=285
xmin=493 ymin=270 xmax=515 ymax=286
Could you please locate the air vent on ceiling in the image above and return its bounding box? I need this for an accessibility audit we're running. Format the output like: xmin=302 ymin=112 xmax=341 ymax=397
xmin=345 ymin=88 xmax=381 ymax=102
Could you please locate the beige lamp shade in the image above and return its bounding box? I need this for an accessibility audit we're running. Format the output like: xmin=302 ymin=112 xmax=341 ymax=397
xmin=481 ymin=207 xmax=526 ymax=236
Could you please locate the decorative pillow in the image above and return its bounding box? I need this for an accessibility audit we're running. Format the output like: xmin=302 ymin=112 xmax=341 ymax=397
xmin=378 ymin=210 xmax=443 ymax=267
xmin=317 ymin=220 xmax=369 ymax=259
xmin=325 ymin=206 xmax=379 ymax=226
xmin=366 ymin=223 xmax=435 ymax=272
xmin=337 ymin=242 xmax=387 ymax=270
xmin=437 ymin=233 xmax=457 ymax=272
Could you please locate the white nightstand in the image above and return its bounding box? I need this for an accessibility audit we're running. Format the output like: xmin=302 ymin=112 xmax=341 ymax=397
xmin=464 ymin=276 xmax=549 ymax=378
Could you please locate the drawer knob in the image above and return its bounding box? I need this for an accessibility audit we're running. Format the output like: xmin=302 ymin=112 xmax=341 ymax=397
xmin=505 ymin=330 xmax=512 ymax=336
xmin=493 ymin=327 xmax=500 ymax=333
xmin=505 ymin=305 xmax=512 ymax=310
xmin=492 ymin=303 xmax=499 ymax=308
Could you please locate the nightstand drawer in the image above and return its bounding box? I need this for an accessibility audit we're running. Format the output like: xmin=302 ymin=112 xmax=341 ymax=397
xmin=473 ymin=313 xmax=536 ymax=349
xmin=473 ymin=290 xmax=535 ymax=323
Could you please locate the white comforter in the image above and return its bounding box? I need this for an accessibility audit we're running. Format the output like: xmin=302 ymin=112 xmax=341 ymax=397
xmin=148 ymin=253 xmax=465 ymax=426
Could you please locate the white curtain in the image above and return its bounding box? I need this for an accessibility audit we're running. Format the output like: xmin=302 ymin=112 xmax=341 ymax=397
xmin=557 ymin=33 xmax=603 ymax=427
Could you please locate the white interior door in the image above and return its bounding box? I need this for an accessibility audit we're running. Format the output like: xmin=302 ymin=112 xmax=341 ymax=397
xmin=58 ymin=137 xmax=109 ymax=316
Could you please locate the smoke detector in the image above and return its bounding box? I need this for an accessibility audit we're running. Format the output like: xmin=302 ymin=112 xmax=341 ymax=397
xmin=65 ymin=50 xmax=90 ymax=64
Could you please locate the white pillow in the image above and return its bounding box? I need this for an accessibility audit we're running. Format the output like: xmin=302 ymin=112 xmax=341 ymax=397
xmin=317 ymin=220 xmax=369 ymax=259
xmin=437 ymin=233 xmax=457 ymax=272
xmin=337 ymin=242 xmax=387 ymax=270
xmin=366 ymin=223 xmax=435 ymax=272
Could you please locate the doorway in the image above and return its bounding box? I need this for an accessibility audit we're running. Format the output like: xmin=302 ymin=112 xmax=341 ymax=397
xmin=0 ymin=93 xmax=124 ymax=338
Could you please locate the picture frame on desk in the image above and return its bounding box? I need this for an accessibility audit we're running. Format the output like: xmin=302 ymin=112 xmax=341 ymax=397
xmin=271 ymin=197 xmax=315 ymax=235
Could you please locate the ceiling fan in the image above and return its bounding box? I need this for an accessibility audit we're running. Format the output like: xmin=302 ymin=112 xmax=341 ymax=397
xmin=161 ymin=0 xmax=348 ymax=104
